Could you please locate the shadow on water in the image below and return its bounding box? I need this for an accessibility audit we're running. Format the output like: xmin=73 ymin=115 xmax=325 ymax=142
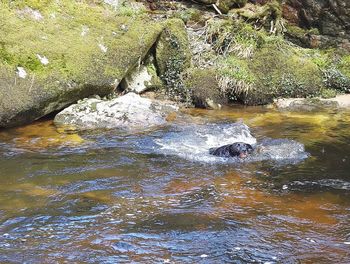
xmin=0 ymin=108 xmax=350 ymax=263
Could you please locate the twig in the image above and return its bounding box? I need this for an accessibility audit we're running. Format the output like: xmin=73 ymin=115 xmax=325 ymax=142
xmin=212 ymin=4 xmax=222 ymax=15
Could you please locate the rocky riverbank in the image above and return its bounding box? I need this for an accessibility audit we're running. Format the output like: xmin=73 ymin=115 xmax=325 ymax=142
xmin=0 ymin=0 xmax=349 ymax=129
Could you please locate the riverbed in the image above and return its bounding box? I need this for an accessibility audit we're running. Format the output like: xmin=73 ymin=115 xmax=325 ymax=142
xmin=0 ymin=106 xmax=349 ymax=263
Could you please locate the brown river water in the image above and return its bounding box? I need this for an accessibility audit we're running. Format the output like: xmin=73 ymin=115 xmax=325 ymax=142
xmin=0 ymin=106 xmax=349 ymax=263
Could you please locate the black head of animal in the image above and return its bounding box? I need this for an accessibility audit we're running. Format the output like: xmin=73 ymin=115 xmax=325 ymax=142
xmin=209 ymin=142 xmax=254 ymax=158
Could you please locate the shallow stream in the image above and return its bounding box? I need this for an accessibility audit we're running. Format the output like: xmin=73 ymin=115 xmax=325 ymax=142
xmin=0 ymin=106 xmax=349 ymax=263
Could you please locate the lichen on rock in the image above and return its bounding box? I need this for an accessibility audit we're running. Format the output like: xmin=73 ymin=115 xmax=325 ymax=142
xmin=54 ymin=93 xmax=179 ymax=131
xmin=156 ymin=19 xmax=192 ymax=102
xmin=0 ymin=0 xmax=163 ymax=127
xmin=184 ymin=68 xmax=224 ymax=109
xmin=120 ymin=55 xmax=162 ymax=94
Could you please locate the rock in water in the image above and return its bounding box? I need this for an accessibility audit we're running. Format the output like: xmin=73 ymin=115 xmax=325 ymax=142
xmin=54 ymin=93 xmax=178 ymax=131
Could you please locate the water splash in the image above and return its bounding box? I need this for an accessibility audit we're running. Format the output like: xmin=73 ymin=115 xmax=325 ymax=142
xmin=155 ymin=122 xmax=309 ymax=164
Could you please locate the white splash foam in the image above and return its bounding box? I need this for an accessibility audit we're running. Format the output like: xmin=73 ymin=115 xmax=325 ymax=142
xmin=154 ymin=122 xmax=308 ymax=164
xmin=155 ymin=122 xmax=256 ymax=163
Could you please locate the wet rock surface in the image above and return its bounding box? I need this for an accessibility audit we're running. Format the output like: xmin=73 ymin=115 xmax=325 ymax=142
xmin=54 ymin=93 xmax=178 ymax=131
xmin=273 ymin=95 xmax=350 ymax=111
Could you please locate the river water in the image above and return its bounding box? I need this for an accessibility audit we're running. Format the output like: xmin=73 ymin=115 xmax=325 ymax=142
xmin=0 ymin=106 xmax=349 ymax=263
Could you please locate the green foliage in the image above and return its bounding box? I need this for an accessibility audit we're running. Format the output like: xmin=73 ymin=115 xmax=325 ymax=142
xmin=116 ymin=4 xmax=146 ymax=17
xmin=323 ymin=68 xmax=350 ymax=93
xmin=8 ymin=0 xmax=52 ymax=11
xmin=339 ymin=55 xmax=350 ymax=78
xmin=214 ymin=41 xmax=324 ymax=104
xmin=205 ymin=19 xmax=265 ymax=57
xmin=217 ymin=0 xmax=247 ymax=13
xmin=320 ymin=88 xmax=337 ymax=99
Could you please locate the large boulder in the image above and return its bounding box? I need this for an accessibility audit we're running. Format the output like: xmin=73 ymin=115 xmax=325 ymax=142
xmin=202 ymin=19 xmax=324 ymax=105
xmin=54 ymin=93 xmax=179 ymax=131
xmin=273 ymin=95 xmax=350 ymax=111
xmin=156 ymin=19 xmax=191 ymax=100
xmin=283 ymin=0 xmax=350 ymax=49
xmin=0 ymin=1 xmax=163 ymax=128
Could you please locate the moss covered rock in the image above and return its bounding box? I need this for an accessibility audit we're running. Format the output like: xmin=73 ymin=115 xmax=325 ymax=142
xmin=196 ymin=0 xmax=247 ymax=13
xmin=156 ymin=19 xmax=191 ymax=101
xmin=217 ymin=42 xmax=324 ymax=105
xmin=201 ymin=19 xmax=325 ymax=105
xmin=0 ymin=1 xmax=163 ymax=127
xmin=184 ymin=68 xmax=224 ymax=109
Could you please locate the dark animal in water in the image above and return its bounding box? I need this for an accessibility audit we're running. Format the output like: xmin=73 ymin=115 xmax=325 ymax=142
xmin=209 ymin=142 xmax=254 ymax=158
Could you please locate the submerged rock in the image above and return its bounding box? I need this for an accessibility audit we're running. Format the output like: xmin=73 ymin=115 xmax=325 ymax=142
xmin=54 ymin=93 xmax=178 ymax=131
xmin=273 ymin=95 xmax=350 ymax=111
xmin=253 ymin=138 xmax=308 ymax=161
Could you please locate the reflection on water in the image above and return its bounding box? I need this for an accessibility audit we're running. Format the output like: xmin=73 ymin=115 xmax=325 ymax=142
xmin=0 ymin=107 xmax=350 ymax=263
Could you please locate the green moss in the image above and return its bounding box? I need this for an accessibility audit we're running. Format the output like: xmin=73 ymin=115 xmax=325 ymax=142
xmin=307 ymin=51 xmax=350 ymax=93
xmin=156 ymin=19 xmax=191 ymax=101
xmin=213 ymin=41 xmax=324 ymax=104
xmin=116 ymin=4 xmax=146 ymax=17
xmin=205 ymin=19 xmax=265 ymax=57
xmin=285 ymin=24 xmax=321 ymax=47
xmin=217 ymin=0 xmax=247 ymax=14
xmin=0 ymin=0 xmax=163 ymax=127
xmin=320 ymin=88 xmax=337 ymax=99
xmin=145 ymin=56 xmax=163 ymax=89
xmin=0 ymin=1 xmax=163 ymax=80
xmin=230 ymin=0 xmax=283 ymax=33
xmin=323 ymin=68 xmax=350 ymax=93
xmin=339 ymin=55 xmax=350 ymax=78
xmin=184 ymin=68 xmax=223 ymax=108
xmin=171 ymin=8 xmax=203 ymax=24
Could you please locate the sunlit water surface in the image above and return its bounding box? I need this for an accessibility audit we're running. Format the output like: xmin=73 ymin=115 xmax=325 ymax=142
xmin=0 ymin=106 xmax=349 ymax=263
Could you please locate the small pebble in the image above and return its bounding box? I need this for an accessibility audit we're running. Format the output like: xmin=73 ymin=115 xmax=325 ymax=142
xmin=16 ymin=67 xmax=27 ymax=79
xmin=306 ymin=238 xmax=316 ymax=243
xmin=37 ymin=54 xmax=49 ymax=65
xmin=282 ymin=185 xmax=288 ymax=190
xmin=98 ymin=43 xmax=108 ymax=53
